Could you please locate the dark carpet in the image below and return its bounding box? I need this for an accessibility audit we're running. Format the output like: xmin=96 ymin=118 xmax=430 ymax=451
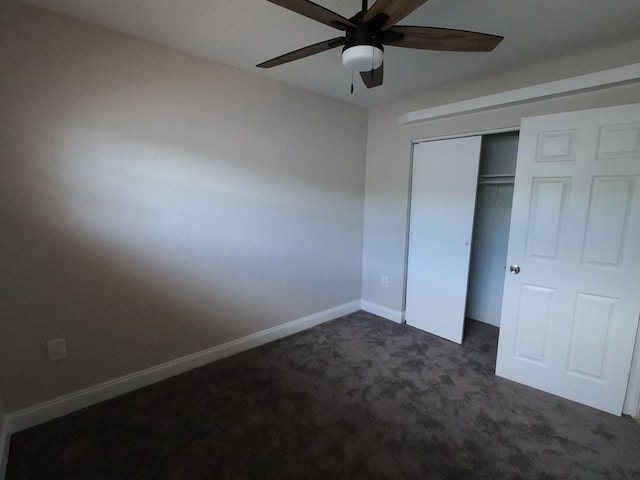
xmin=7 ymin=311 xmax=640 ymax=479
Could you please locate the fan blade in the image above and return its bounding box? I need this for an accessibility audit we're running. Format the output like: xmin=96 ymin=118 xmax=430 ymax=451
xmin=385 ymin=26 xmax=503 ymax=52
xmin=266 ymin=0 xmax=356 ymax=30
xmin=363 ymin=0 xmax=429 ymax=31
xmin=360 ymin=63 xmax=384 ymax=88
xmin=257 ymin=37 xmax=345 ymax=68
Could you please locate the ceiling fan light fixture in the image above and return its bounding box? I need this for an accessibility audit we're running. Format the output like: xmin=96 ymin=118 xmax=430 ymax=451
xmin=342 ymin=45 xmax=383 ymax=71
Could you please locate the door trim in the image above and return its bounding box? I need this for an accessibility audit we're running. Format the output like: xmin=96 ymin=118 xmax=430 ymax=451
xmin=413 ymin=126 xmax=519 ymax=145
xmin=399 ymin=63 xmax=640 ymax=125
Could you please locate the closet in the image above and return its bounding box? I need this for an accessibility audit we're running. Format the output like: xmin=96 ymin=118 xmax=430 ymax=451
xmin=405 ymin=102 xmax=640 ymax=416
xmin=405 ymin=131 xmax=518 ymax=341
xmin=465 ymin=132 xmax=519 ymax=327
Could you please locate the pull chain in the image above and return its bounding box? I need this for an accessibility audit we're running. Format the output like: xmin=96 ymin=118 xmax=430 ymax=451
xmin=351 ymin=70 xmax=354 ymax=94
xmin=371 ymin=36 xmax=376 ymax=73
xmin=371 ymin=44 xmax=375 ymax=72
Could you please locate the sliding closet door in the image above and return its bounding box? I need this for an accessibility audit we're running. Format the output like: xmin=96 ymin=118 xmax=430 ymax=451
xmin=405 ymin=136 xmax=482 ymax=344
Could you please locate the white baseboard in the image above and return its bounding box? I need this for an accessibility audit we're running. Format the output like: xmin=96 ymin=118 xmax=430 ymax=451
xmin=1 ymin=415 xmax=9 ymax=480
xmin=7 ymin=301 xmax=361 ymax=435
xmin=360 ymin=300 xmax=403 ymax=323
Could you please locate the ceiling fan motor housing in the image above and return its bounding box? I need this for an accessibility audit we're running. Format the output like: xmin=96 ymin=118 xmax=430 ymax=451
xmin=342 ymin=12 xmax=385 ymax=71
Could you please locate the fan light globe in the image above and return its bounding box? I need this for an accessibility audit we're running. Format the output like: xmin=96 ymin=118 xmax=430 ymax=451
xmin=342 ymin=45 xmax=383 ymax=71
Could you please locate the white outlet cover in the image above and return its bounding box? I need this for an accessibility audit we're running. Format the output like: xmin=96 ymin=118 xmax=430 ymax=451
xmin=47 ymin=338 xmax=68 ymax=361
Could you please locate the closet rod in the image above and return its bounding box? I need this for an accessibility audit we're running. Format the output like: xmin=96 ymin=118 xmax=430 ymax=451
xmin=478 ymin=173 xmax=515 ymax=186
xmin=479 ymin=179 xmax=515 ymax=185
xmin=479 ymin=173 xmax=514 ymax=179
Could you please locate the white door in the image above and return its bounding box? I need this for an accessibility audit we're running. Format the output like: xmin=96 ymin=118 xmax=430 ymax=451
xmin=496 ymin=103 xmax=640 ymax=415
xmin=405 ymin=136 xmax=481 ymax=343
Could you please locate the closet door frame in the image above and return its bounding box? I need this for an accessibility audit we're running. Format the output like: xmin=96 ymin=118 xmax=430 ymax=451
xmin=403 ymin=128 xmax=518 ymax=334
xmin=403 ymin=125 xmax=640 ymax=416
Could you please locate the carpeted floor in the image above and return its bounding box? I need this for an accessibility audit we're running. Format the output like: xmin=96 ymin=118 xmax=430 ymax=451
xmin=6 ymin=311 xmax=640 ymax=479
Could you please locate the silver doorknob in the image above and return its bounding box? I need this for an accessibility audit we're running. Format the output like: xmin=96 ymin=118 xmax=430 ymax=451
xmin=509 ymin=265 xmax=521 ymax=274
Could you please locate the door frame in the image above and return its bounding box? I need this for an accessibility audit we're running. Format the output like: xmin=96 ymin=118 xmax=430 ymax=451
xmin=404 ymin=124 xmax=640 ymax=417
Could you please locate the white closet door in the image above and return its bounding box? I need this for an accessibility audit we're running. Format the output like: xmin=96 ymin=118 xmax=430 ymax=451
xmin=496 ymin=103 xmax=640 ymax=415
xmin=405 ymin=136 xmax=482 ymax=343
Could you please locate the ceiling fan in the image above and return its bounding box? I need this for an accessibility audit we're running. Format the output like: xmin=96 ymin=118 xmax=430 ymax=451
xmin=257 ymin=0 xmax=503 ymax=89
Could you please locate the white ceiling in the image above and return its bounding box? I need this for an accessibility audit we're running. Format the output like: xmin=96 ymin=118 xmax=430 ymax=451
xmin=20 ymin=0 xmax=640 ymax=107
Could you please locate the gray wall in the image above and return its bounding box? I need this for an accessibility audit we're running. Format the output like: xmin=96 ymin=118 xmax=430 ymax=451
xmin=362 ymin=38 xmax=640 ymax=315
xmin=0 ymin=3 xmax=368 ymax=411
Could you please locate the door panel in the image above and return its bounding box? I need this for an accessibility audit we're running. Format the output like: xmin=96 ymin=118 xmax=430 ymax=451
xmin=526 ymin=178 xmax=570 ymax=259
xmin=514 ymin=284 xmax=553 ymax=364
xmin=567 ymin=293 xmax=615 ymax=380
xmin=496 ymin=103 xmax=640 ymax=415
xmin=405 ymin=136 xmax=481 ymax=344
xmin=582 ymin=177 xmax=634 ymax=267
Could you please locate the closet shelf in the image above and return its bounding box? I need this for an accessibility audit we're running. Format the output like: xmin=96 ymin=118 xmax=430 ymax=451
xmin=478 ymin=174 xmax=515 ymax=185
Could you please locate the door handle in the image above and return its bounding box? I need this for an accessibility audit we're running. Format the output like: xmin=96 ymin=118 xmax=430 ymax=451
xmin=509 ymin=265 xmax=521 ymax=274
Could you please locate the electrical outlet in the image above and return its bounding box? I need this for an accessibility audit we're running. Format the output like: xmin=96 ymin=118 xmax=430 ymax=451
xmin=47 ymin=338 xmax=68 ymax=362
xmin=381 ymin=275 xmax=389 ymax=288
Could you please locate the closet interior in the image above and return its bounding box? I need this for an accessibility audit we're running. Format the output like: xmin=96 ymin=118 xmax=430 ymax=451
xmin=465 ymin=132 xmax=519 ymax=328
